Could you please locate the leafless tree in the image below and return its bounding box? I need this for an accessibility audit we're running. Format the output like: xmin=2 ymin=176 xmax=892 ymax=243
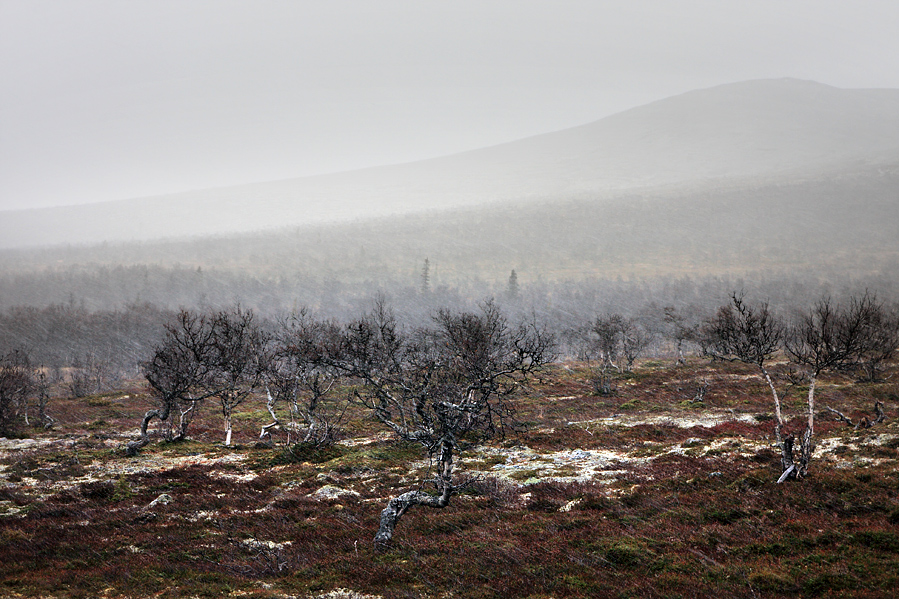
xmin=127 ymin=310 xmax=218 ymax=455
xmin=67 ymin=352 xmax=113 ymax=398
xmin=569 ymin=313 xmax=651 ymax=395
xmin=847 ymin=293 xmax=899 ymax=382
xmin=335 ymin=299 xmax=554 ymax=549
xmin=663 ymin=305 xmax=701 ymax=365
xmin=592 ymin=313 xmax=625 ymax=372
xmin=703 ymin=293 xmax=792 ymax=478
xmin=0 ymin=350 xmax=34 ymax=436
xmin=203 ymin=307 xmax=270 ymax=446
xmin=619 ymin=317 xmax=654 ymax=371
xmin=129 ymin=306 xmax=269 ymax=453
xmin=262 ymin=310 xmax=345 ymax=446
xmin=785 ymin=296 xmax=873 ymax=479
xmin=33 ymin=368 xmax=54 ymax=429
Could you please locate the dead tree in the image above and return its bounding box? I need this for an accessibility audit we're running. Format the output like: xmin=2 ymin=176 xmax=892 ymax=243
xmin=336 ymin=300 xmax=553 ymax=549
xmin=825 ymin=401 xmax=885 ymax=429
xmin=703 ymin=293 xmax=791 ymax=479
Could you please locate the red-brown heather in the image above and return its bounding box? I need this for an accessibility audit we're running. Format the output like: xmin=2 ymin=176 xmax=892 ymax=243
xmin=1 ymin=347 xmax=897 ymax=598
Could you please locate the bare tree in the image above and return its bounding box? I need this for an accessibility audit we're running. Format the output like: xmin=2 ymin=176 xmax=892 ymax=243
xmin=34 ymin=368 xmax=55 ymax=429
xmin=592 ymin=313 xmax=625 ymax=372
xmin=67 ymin=352 xmax=112 ymax=398
xmin=569 ymin=313 xmax=651 ymax=395
xmin=0 ymin=350 xmax=34 ymax=436
xmin=848 ymin=293 xmax=899 ymax=382
xmin=336 ymin=300 xmax=554 ymax=549
xmin=703 ymin=293 xmax=791 ymax=478
xmin=203 ymin=307 xmax=269 ymax=446
xmin=127 ymin=310 xmax=218 ymax=455
xmin=663 ymin=305 xmax=700 ymax=365
xmin=619 ymin=317 xmax=654 ymax=371
xmin=785 ymin=296 xmax=871 ymax=479
xmin=128 ymin=307 xmax=269 ymax=453
xmin=263 ymin=310 xmax=345 ymax=446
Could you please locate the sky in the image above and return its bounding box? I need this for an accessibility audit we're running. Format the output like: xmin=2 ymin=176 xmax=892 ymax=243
xmin=2 ymin=0 xmax=899 ymax=211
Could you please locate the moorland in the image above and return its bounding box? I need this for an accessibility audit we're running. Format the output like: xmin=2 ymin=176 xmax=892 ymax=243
xmin=1 ymin=346 xmax=897 ymax=599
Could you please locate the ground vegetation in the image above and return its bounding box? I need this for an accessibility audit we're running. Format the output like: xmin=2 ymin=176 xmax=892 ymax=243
xmin=0 ymin=294 xmax=897 ymax=598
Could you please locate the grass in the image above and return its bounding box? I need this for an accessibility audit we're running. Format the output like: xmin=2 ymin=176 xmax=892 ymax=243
xmin=0 ymin=359 xmax=897 ymax=598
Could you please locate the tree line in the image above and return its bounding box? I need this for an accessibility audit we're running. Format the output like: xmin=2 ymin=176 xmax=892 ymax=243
xmin=2 ymin=288 xmax=897 ymax=547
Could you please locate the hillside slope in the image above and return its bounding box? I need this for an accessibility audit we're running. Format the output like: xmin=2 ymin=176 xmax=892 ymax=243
xmin=2 ymin=79 xmax=898 ymax=248
xmin=2 ymin=161 xmax=897 ymax=310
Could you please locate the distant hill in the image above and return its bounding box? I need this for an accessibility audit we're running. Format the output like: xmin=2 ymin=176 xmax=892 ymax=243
xmin=2 ymin=78 xmax=899 ymax=248
xmin=3 ymin=159 xmax=897 ymax=289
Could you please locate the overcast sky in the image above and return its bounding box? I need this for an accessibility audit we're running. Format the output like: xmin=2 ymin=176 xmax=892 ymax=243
xmin=2 ymin=0 xmax=899 ymax=211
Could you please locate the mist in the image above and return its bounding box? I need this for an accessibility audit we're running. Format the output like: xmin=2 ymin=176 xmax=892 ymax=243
xmin=2 ymin=1 xmax=899 ymax=374
xmin=3 ymin=1 xmax=899 ymax=211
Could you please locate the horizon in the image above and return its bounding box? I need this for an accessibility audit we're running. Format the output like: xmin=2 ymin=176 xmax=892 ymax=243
xmin=3 ymin=1 xmax=899 ymax=211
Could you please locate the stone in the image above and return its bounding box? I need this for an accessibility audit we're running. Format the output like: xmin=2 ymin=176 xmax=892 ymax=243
xmin=310 ymin=485 xmax=360 ymax=501
xmin=148 ymin=493 xmax=173 ymax=507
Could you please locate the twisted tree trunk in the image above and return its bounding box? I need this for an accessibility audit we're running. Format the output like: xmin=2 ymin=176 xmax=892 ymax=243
xmin=374 ymin=439 xmax=455 ymax=550
xmin=125 ymin=403 xmax=173 ymax=456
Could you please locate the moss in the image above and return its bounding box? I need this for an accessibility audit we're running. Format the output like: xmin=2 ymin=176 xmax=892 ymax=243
xmin=600 ymin=539 xmax=652 ymax=569
xmin=463 ymin=454 xmax=507 ymax=470
xmin=702 ymin=508 xmax=749 ymax=525
xmin=509 ymin=468 xmax=541 ymax=482
xmin=802 ymin=571 xmax=859 ymax=595
xmin=747 ymin=568 xmax=798 ymax=593
xmin=852 ymin=531 xmax=899 ymax=552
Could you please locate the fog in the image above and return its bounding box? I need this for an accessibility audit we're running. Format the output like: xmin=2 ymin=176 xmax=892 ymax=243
xmin=3 ymin=1 xmax=899 ymax=211
xmin=2 ymin=1 xmax=899 ymax=374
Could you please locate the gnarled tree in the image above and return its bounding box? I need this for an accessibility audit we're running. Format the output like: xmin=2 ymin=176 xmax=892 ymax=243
xmin=128 ymin=306 xmax=269 ymax=454
xmin=263 ymin=310 xmax=344 ymax=446
xmin=128 ymin=310 xmax=218 ymax=455
xmin=203 ymin=306 xmax=269 ymax=446
xmin=848 ymin=293 xmax=899 ymax=382
xmin=785 ymin=296 xmax=871 ymax=478
xmin=703 ymin=293 xmax=791 ymax=479
xmin=0 ymin=350 xmax=35 ymax=437
xmin=336 ymin=300 xmax=554 ymax=549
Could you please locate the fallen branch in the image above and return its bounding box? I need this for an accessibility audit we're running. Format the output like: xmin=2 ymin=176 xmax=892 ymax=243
xmin=825 ymin=401 xmax=886 ymax=430
xmin=825 ymin=406 xmax=854 ymax=427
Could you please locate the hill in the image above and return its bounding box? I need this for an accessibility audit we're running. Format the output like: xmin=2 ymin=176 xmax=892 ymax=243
xmin=2 ymin=78 xmax=898 ymax=248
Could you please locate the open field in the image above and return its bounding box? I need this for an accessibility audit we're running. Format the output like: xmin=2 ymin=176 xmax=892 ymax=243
xmin=1 ymin=358 xmax=898 ymax=598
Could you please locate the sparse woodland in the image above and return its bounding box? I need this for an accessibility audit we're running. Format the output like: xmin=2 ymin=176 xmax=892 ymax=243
xmin=1 ymin=287 xmax=898 ymax=598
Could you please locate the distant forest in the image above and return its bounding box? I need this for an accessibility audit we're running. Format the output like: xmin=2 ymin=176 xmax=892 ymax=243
xmin=1 ymin=165 xmax=897 ymax=376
